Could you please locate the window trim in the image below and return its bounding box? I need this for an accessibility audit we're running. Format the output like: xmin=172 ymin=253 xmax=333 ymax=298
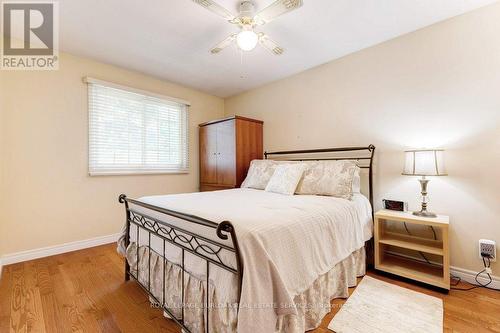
xmin=88 ymin=170 xmax=190 ymax=176
xmin=83 ymin=77 xmax=191 ymax=106
xmin=85 ymin=77 xmax=190 ymax=176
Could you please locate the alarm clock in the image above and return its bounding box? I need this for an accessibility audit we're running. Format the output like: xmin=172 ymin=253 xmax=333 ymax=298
xmin=382 ymin=199 xmax=408 ymax=212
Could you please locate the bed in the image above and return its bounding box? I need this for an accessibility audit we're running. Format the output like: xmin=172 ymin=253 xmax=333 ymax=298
xmin=117 ymin=145 xmax=375 ymax=333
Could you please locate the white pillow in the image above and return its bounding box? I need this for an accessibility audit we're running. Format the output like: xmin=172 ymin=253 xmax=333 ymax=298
xmin=265 ymin=164 xmax=306 ymax=195
xmin=241 ymin=159 xmax=276 ymax=189
xmin=352 ymin=166 xmax=361 ymax=193
xmin=295 ymin=160 xmax=358 ymax=199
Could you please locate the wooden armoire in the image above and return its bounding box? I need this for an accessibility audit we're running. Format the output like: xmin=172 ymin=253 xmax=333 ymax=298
xmin=199 ymin=116 xmax=263 ymax=192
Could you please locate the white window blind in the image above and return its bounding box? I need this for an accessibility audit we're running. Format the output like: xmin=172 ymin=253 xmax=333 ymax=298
xmin=87 ymin=78 xmax=189 ymax=175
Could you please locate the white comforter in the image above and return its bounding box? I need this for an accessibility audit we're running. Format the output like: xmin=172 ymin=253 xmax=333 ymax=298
xmin=124 ymin=188 xmax=372 ymax=333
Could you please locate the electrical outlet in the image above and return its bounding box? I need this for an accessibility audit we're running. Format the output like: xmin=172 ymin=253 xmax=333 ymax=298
xmin=479 ymin=239 xmax=496 ymax=262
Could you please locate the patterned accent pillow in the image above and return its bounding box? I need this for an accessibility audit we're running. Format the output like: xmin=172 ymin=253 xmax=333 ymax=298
xmin=265 ymin=163 xmax=307 ymax=195
xmin=241 ymin=159 xmax=276 ymax=189
xmin=352 ymin=166 xmax=361 ymax=193
xmin=295 ymin=160 xmax=358 ymax=199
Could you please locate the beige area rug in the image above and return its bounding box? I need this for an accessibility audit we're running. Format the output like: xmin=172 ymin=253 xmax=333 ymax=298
xmin=328 ymin=276 xmax=443 ymax=333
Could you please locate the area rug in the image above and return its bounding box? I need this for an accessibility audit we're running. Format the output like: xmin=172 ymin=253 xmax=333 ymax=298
xmin=328 ymin=276 xmax=443 ymax=333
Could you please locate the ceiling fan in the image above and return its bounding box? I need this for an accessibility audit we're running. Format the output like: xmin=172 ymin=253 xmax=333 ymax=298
xmin=192 ymin=0 xmax=303 ymax=55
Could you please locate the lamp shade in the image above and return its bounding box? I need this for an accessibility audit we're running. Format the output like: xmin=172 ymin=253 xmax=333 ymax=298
xmin=402 ymin=149 xmax=447 ymax=176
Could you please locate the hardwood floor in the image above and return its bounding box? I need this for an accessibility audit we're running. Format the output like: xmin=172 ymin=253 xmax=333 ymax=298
xmin=0 ymin=243 xmax=499 ymax=332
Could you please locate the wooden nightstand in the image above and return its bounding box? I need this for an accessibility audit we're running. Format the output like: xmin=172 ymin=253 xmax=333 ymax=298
xmin=374 ymin=209 xmax=450 ymax=290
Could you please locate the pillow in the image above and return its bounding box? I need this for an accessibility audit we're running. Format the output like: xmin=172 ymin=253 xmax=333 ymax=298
xmin=265 ymin=164 xmax=306 ymax=195
xmin=352 ymin=166 xmax=361 ymax=193
xmin=241 ymin=159 xmax=276 ymax=189
xmin=295 ymin=160 xmax=358 ymax=199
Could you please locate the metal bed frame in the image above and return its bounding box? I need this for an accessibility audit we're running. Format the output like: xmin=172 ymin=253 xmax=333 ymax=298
xmin=119 ymin=144 xmax=375 ymax=333
xmin=264 ymin=145 xmax=376 ymax=211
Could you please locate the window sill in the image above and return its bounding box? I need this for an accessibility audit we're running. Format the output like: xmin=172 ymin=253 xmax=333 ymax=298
xmin=89 ymin=170 xmax=189 ymax=176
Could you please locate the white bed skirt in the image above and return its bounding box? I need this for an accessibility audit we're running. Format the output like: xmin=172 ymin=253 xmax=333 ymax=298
xmin=126 ymin=243 xmax=365 ymax=333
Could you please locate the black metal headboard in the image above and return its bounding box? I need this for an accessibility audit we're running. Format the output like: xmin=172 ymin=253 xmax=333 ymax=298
xmin=264 ymin=145 xmax=376 ymax=212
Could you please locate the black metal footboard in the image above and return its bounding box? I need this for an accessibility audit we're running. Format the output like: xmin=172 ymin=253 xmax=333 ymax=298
xmin=119 ymin=194 xmax=243 ymax=333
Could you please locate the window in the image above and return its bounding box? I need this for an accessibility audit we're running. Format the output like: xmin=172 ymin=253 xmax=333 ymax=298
xmin=86 ymin=78 xmax=189 ymax=175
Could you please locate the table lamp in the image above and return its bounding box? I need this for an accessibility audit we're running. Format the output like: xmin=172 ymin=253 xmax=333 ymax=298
xmin=402 ymin=149 xmax=447 ymax=217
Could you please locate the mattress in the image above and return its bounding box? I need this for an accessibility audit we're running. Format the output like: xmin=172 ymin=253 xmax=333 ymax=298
xmin=119 ymin=188 xmax=372 ymax=332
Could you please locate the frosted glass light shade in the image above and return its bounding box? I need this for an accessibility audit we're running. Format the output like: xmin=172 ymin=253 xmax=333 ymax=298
xmin=236 ymin=31 xmax=258 ymax=51
xmin=402 ymin=150 xmax=447 ymax=176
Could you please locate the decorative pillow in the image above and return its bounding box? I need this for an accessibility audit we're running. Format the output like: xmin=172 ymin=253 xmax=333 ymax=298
xmin=265 ymin=164 xmax=306 ymax=195
xmin=352 ymin=166 xmax=361 ymax=193
xmin=295 ymin=160 xmax=358 ymax=199
xmin=241 ymin=159 xmax=276 ymax=189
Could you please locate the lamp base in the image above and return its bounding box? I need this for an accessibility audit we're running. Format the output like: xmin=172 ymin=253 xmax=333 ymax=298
xmin=414 ymin=176 xmax=437 ymax=218
xmin=413 ymin=210 xmax=437 ymax=218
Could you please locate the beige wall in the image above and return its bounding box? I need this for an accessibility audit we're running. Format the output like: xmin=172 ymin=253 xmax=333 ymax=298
xmin=225 ymin=4 xmax=500 ymax=275
xmin=0 ymin=69 xmax=5 ymax=251
xmin=0 ymin=52 xmax=224 ymax=256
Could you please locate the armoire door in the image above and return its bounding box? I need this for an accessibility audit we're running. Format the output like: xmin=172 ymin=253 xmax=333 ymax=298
xmin=215 ymin=120 xmax=236 ymax=186
xmin=199 ymin=124 xmax=217 ymax=184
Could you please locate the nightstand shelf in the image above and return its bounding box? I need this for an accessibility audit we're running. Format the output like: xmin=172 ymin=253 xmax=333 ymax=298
xmin=377 ymin=253 xmax=445 ymax=288
xmin=375 ymin=209 xmax=450 ymax=290
xmin=379 ymin=232 xmax=444 ymax=255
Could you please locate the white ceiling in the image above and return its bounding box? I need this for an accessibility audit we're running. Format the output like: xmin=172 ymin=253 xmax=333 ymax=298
xmin=56 ymin=0 xmax=496 ymax=97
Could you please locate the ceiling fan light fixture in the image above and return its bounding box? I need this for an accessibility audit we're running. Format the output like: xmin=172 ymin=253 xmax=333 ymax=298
xmin=236 ymin=30 xmax=258 ymax=51
xmin=193 ymin=0 xmax=302 ymax=55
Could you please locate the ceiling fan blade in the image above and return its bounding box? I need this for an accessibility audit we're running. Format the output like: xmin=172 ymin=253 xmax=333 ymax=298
xmin=210 ymin=34 xmax=237 ymax=54
xmin=258 ymin=33 xmax=284 ymax=55
xmin=192 ymin=0 xmax=236 ymax=21
xmin=254 ymin=0 xmax=303 ymax=25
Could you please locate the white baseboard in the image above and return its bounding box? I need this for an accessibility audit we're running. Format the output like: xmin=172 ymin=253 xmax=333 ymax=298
xmin=384 ymin=250 xmax=499 ymax=289
xmin=450 ymin=265 xmax=500 ymax=290
xmin=0 ymin=233 xmax=120 ymax=267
